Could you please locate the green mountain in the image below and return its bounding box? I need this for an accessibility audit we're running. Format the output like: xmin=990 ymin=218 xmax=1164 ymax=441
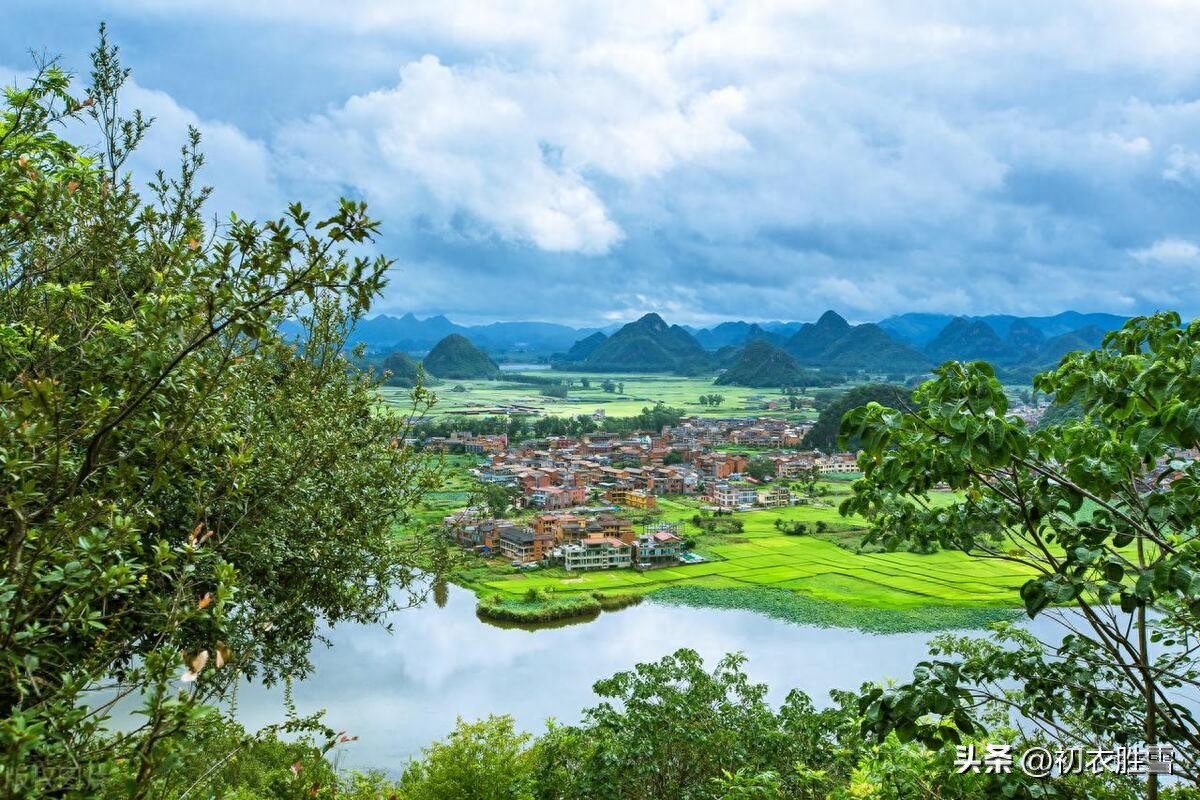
xmin=821 ymin=324 xmax=929 ymax=372
xmin=925 ymin=317 xmax=1010 ymax=363
xmin=553 ymin=331 xmax=608 ymax=365
xmin=715 ymin=340 xmax=811 ymax=387
xmin=572 ymin=313 xmax=710 ymax=374
xmin=1037 ymin=325 xmax=1105 ymax=363
xmin=803 ymin=383 xmax=914 ymax=452
xmin=423 ymin=334 xmax=499 ymax=379
xmin=380 ymin=351 xmax=426 ymax=387
xmin=785 ymin=310 xmax=853 ymax=360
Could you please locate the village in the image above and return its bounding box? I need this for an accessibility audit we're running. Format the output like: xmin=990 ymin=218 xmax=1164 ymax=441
xmin=433 ymin=415 xmax=862 ymax=573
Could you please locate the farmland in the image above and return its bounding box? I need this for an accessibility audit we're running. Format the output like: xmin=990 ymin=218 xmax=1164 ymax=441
xmin=450 ymin=491 xmax=1032 ymax=632
xmin=378 ymin=370 xmax=827 ymax=420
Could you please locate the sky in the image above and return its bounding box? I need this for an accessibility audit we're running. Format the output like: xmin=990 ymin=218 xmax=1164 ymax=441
xmin=4 ymin=1 xmax=1200 ymax=327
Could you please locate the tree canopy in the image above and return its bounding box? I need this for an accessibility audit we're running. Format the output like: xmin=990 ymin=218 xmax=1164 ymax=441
xmin=0 ymin=32 xmax=439 ymax=798
xmin=839 ymin=313 xmax=1200 ymax=795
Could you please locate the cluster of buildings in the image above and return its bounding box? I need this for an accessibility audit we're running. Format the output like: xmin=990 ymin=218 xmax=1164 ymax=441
xmin=429 ymin=416 xmax=869 ymax=572
xmin=443 ymin=508 xmax=685 ymax=571
xmin=456 ymin=416 xmax=860 ymax=512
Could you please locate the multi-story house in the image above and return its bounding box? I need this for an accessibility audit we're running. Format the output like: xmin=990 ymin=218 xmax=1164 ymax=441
xmin=710 ymin=481 xmax=758 ymax=510
xmin=560 ymin=536 xmax=633 ymax=571
xmin=633 ymin=524 xmax=684 ymax=568
xmin=498 ymin=525 xmax=555 ymax=563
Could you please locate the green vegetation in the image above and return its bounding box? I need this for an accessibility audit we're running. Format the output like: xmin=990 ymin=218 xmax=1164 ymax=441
xmin=714 ymin=339 xmax=810 ymax=387
xmin=0 ymin=37 xmax=442 ymax=798
xmin=381 ymin=371 xmax=827 ymax=420
xmin=802 ymin=383 xmax=913 ymax=451
xmin=177 ymin=648 xmax=1147 ymax=799
xmin=381 ymin=349 xmax=427 ymax=387
xmin=567 ymin=312 xmax=710 ymax=374
xmin=841 ymin=312 xmax=1200 ymax=787
xmin=786 ymin=311 xmax=930 ymax=373
xmin=475 ymin=589 xmax=643 ymax=623
xmin=422 ymin=332 xmax=500 ymax=379
xmin=651 ymin=586 xmax=1019 ymax=634
xmin=455 ymin=498 xmax=1033 ymax=624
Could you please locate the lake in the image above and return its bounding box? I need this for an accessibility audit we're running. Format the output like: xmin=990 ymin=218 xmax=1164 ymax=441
xmin=230 ymin=583 xmax=1064 ymax=774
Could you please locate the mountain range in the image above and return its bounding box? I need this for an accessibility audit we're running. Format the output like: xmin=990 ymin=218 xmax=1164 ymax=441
xmin=307 ymin=308 xmax=1130 ymax=384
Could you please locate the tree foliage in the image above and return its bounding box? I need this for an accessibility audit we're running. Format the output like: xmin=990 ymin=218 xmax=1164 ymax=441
xmin=0 ymin=33 xmax=439 ymax=798
xmin=840 ymin=312 xmax=1200 ymax=794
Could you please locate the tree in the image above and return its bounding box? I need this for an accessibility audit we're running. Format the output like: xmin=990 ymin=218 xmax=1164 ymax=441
xmin=840 ymin=313 xmax=1200 ymax=795
xmin=399 ymin=716 xmax=534 ymax=800
xmin=472 ymin=481 xmax=522 ymax=519
xmin=581 ymin=377 xmax=591 ymax=389
xmin=745 ymin=457 xmax=777 ymax=481
xmin=699 ymin=395 xmax=710 ymax=406
xmin=601 ymin=379 xmax=616 ymax=393
xmin=617 ymin=382 xmax=625 ymax=394
xmin=0 ymin=35 xmax=440 ymax=798
xmin=532 ymin=649 xmax=848 ymax=800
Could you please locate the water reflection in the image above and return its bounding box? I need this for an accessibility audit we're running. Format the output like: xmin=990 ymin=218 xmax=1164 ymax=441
xmin=231 ymin=583 xmax=1050 ymax=773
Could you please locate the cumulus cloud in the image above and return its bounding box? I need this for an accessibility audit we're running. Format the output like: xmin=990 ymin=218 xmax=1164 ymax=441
xmin=1130 ymin=238 xmax=1200 ymax=265
xmin=9 ymin=0 xmax=1200 ymax=323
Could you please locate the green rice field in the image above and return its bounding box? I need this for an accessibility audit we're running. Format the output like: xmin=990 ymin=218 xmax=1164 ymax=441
xmin=378 ymin=371 xmax=824 ymax=420
xmin=461 ymin=496 xmax=1033 ymax=616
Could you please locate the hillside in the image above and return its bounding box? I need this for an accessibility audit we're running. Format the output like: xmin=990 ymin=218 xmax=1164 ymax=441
xmin=715 ymin=340 xmax=809 ymax=387
xmin=552 ymin=331 xmax=608 ymax=365
xmin=380 ymin=351 xmax=424 ymax=387
xmin=422 ymin=334 xmax=500 ymax=379
xmin=785 ymin=310 xmax=853 ymax=360
xmin=784 ymin=312 xmax=929 ymax=373
xmin=925 ymin=317 xmax=1011 ymax=363
xmin=570 ymin=313 xmax=711 ymax=374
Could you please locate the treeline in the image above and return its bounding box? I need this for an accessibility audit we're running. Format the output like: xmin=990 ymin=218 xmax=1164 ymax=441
xmin=160 ymin=648 xmax=1143 ymax=800
xmin=413 ymin=403 xmax=686 ymax=441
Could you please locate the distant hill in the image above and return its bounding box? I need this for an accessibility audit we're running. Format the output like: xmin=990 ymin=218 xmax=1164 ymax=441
xmin=422 ymin=334 xmax=499 ymax=379
xmin=880 ymin=311 xmax=1128 ymax=346
xmin=569 ymin=313 xmax=710 ymax=374
xmin=1037 ymin=325 xmax=1106 ymax=363
xmin=380 ymin=351 xmax=424 ymax=388
xmin=925 ymin=317 xmax=1011 ymax=363
xmin=785 ymin=310 xmax=853 ymax=360
xmin=552 ymin=331 xmax=608 ymax=365
xmin=784 ymin=312 xmax=929 ymax=374
xmin=715 ymin=340 xmax=809 ymax=387
xmin=803 ymin=384 xmax=914 ymax=452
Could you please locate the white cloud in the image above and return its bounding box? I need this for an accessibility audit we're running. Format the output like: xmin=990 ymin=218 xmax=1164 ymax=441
xmin=17 ymin=0 xmax=1200 ymax=322
xmin=1164 ymin=145 xmax=1200 ymax=186
xmin=1130 ymin=237 xmax=1200 ymax=265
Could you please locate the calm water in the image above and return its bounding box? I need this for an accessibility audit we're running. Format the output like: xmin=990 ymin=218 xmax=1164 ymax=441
xmin=229 ymin=584 xmax=1061 ymax=773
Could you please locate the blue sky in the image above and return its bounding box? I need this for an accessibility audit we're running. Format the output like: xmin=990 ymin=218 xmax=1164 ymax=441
xmin=5 ymin=1 xmax=1200 ymax=326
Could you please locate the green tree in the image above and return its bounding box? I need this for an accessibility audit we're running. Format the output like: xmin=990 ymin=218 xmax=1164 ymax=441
xmin=471 ymin=481 xmax=522 ymax=519
xmin=0 ymin=35 xmax=439 ymax=798
xmin=840 ymin=313 xmax=1200 ymax=794
xmin=399 ymin=716 xmax=534 ymax=800
xmin=602 ymin=379 xmax=616 ymax=393
xmin=530 ymin=649 xmax=849 ymax=800
xmin=745 ymin=457 xmax=777 ymax=481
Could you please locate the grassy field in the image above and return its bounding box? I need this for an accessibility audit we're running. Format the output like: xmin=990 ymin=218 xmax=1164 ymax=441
xmin=379 ymin=371 xmax=824 ymax=420
xmin=458 ymin=492 xmax=1033 ymax=627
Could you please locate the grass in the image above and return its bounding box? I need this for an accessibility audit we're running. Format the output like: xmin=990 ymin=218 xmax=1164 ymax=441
xmin=379 ymin=372 xmax=827 ymax=420
xmin=474 ymin=590 xmax=643 ymax=625
xmin=451 ymin=494 xmax=1034 ymax=628
xmin=648 ymin=586 xmax=1022 ymax=634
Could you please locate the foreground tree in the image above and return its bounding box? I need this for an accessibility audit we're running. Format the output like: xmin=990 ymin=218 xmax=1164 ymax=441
xmin=1 ymin=31 xmax=439 ymax=798
xmin=840 ymin=312 xmax=1200 ymax=797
